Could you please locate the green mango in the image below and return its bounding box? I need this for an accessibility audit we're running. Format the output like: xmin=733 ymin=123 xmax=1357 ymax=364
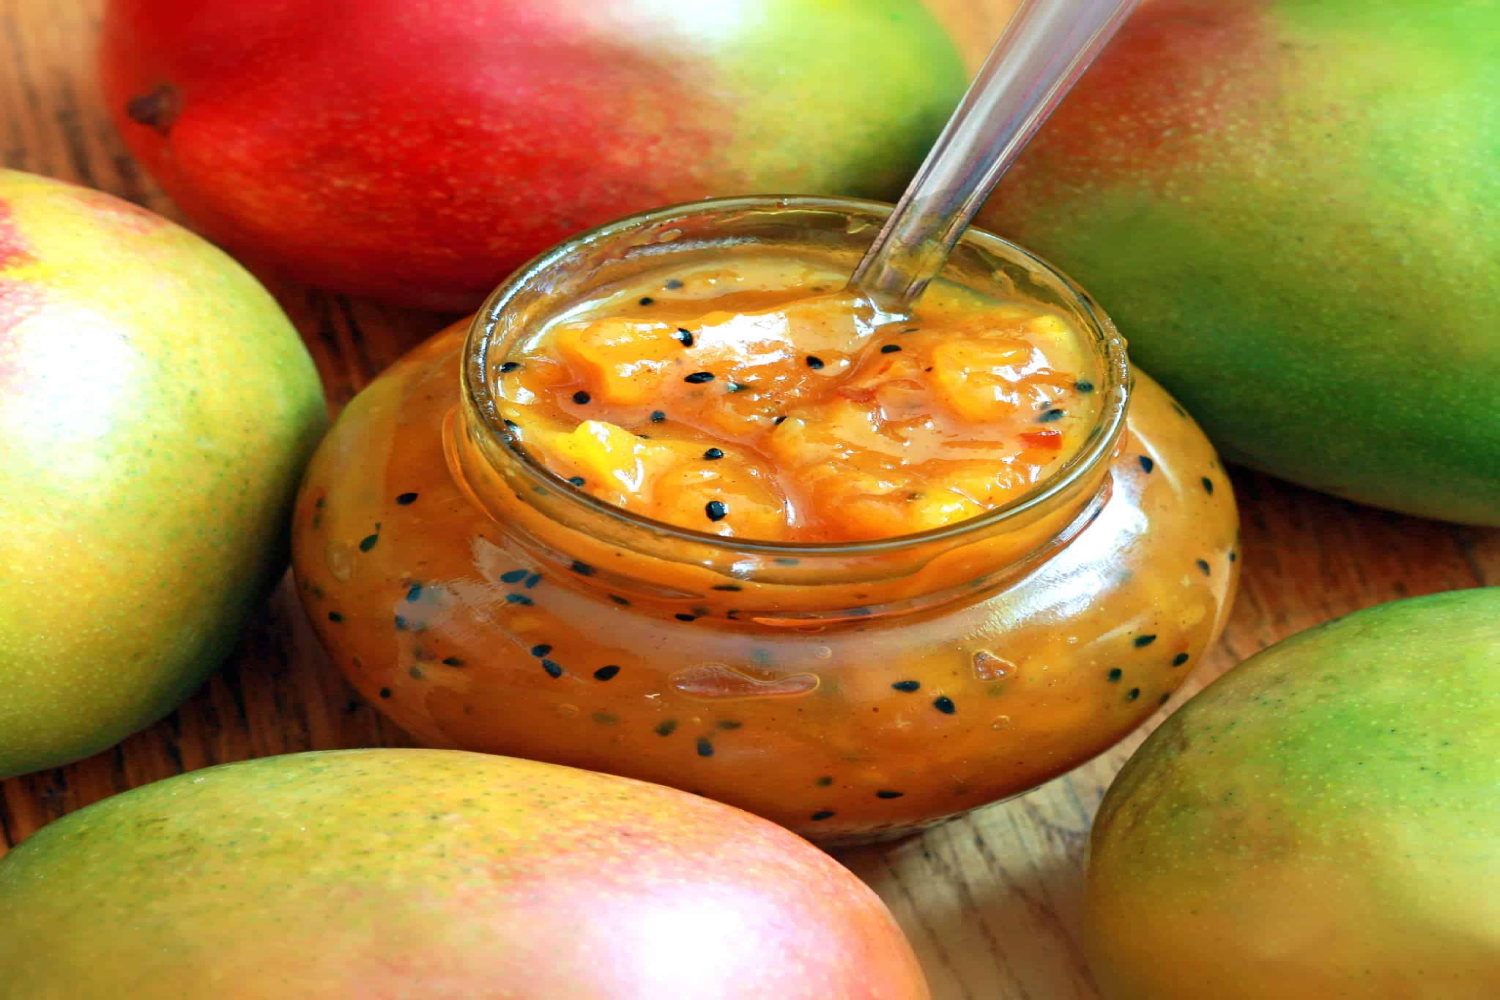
xmin=0 ymin=170 xmax=326 ymax=779
xmin=981 ymin=0 xmax=1500 ymax=524
xmin=1086 ymin=588 xmax=1500 ymax=998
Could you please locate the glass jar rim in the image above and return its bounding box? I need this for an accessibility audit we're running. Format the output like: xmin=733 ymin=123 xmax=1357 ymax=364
xmin=462 ymin=194 xmax=1130 ymax=558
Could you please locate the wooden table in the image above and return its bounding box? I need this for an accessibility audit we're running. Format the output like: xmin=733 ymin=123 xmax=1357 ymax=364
xmin=4 ymin=3 xmax=1496 ymax=996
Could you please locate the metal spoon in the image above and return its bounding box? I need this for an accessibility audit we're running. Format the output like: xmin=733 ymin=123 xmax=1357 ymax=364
xmin=849 ymin=0 xmax=1141 ymax=317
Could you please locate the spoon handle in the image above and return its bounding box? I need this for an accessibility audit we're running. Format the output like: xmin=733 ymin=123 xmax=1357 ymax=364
xmin=849 ymin=0 xmax=1140 ymax=315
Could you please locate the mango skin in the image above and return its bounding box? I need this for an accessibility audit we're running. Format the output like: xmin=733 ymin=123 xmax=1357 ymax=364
xmin=1085 ymin=588 xmax=1500 ymax=999
xmin=0 ymin=749 xmax=929 ymax=999
xmin=0 ymin=170 xmax=327 ymax=779
xmin=981 ymin=0 xmax=1500 ymax=525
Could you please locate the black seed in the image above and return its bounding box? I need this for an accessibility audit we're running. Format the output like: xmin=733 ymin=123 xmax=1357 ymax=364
xmin=328 ymin=611 xmax=344 ymax=623
xmin=1160 ymin=693 xmax=1171 ymax=704
xmin=315 ymin=497 xmax=325 ymax=509
xmin=1127 ymin=687 xmax=1141 ymax=701
xmin=696 ymin=737 xmax=715 ymax=757
xmin=1039 ymin=408 xmax=1066 ymax=423
xmin=525 ymin=573 xmax=542 ymax=588
xmin=608 ymin=594 xmax=631 ymax=605
xmin=594 ymin=665 xmax=621 ymax=681
xmin=530 ymin=644 xmax=552 ymax=658
xmin=805 ymin=355 xmax=825 ymax=369
xmin=406 ymin=583 xmax=422 ymax=602
xmin=1108 ymin=668 xmax=1123 ymax=682
xmin=773 ymin=415 xmax=787 ymax=425
xmin=570 ymin=560 xmax=594 ymax=576
xmin=394 ymin=615 xmax=409 ymax=631
xmin=639 ymin=296 xmax=655 ymax=306
xmin=378 ymin=687 xmax=392 ymax=699
xmin=810 ymin=810 xmax=836 ymax=821
xmin=1229 ymin=550 xmax=1238 ymax=562
xmin=1172 ymin=653 xmax=1190 ymax=667
xmin=703 ymin=448 xmax=724 ymax=460
xmin=442 ymin=657 xmax=465 ymax=667
xmin=655 ymin=719 xmax=678 ymax=737
xmin=1075 ymin=380 xmax=1095 ymax=392
xmin=815 ymin=776 xmax=834 ymax=787
xmin=716 ymin=720 xmax=743 ymax=730
xmin=409 ymin=666 xmax=424 ymax=679
xmin=1139 ymin=455 xmax=1155 ymax=473
xmin=1196 ymin=558 xmax=1211 ymax=576
xmin=500 ymin=569 xmax=528 ymax=583
xmin=1135 ymin=634 xmax=1157 ymax=647
xmin=892 ymin=680 xmax=921 ymax=692
xmin=674 ymin=328 xmax=694 ymax=346
xmin=572 ymin=390 xmax=591 ymax=405
xmin=504 ymin=419 xmax=520 ymax=429
xmin=664 ymin=279 xmax=683 ymax=290
xmin=506 ymin=594 xmax=534 ymax=605
xmin=774 ymin=557 xmax=799 ymax=566
xmin=541 ymin=659 xmax=563 ymax=678
xmin=359 ymin=533 xmax=379 ymax=552
xmin=933 ymin=696 xmax=956 ymax=714
xmin=675 ymin=613 xmax=697 ymax=622
xmin=396 ymin=492 xmax=419 ymax=505
xmin=880 ymin=344 xmax=901 ymax=353
xmin=875 ymin=790 xmax=904 ymax=799
xmin=651 ymin=410 xmax=667 ymax=422
xmin=848 ymin=607 xmax=872 ymax=616
xmin=1202 ymin=476 xmax=1215 ymax=494
xmin=567 ymin=476 xmax=585 ymax=487
xmin=499 ymin=361 xmax=520 ymax=373
xmin=589 ymin=711 xmax=618 ymax=726
xmin=705 ymin=500 xmax=727 ymax=522
xmin=684 ymin=371 xmax=715 ymax=384
xmin=712 ymin=583 xmax=742 ymax=592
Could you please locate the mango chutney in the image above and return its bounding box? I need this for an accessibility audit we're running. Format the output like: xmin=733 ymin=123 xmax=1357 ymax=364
xmin=291 ymin=198 xmax=1240 ymax=845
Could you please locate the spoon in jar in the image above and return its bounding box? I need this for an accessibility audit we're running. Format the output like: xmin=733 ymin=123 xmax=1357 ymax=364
xmin=848 ymin=0 xmax=1140 ymax=319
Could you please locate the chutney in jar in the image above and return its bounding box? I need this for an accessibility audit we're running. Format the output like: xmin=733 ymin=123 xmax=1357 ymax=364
xmin=291 ymin=197 xmax=1239 ymax=845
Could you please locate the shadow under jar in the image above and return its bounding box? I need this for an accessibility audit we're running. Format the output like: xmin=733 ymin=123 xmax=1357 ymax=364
xmin=292 ymin=196 xmax=1240 ymax=846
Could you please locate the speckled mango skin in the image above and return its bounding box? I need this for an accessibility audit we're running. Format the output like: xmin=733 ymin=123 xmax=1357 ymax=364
xmin=981 ymin=0 xmax=1500 ymax=525
xmin=98 ymin=0 xmax=966 ymax=311
xmin=0 ymin=170 xmax=326 ymax=780
xmin=0 ymin=748 xmax=929 ymax=999
xmin=1085 ymin=588 xmax=1500 ymax=999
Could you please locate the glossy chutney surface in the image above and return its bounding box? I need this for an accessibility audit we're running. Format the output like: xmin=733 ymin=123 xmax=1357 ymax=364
xmin=292 ymin=264 xmax=1239 ymax=845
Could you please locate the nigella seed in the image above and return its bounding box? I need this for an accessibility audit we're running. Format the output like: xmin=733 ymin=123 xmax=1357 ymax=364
xmin=442 ymin=657 xmax=465 ymax=667
xmin=541 ymin=659 xmax=563 ymax=678
xmin=1229 ymin=550 xmax=1238 ymax=562
xmin=815 ymin=776 xmax=834 ymax=787
xmin=880 ymin=344 xmax=901 ymax=353
xmin=664 ymin=278 xmax=684 ymax=290
xmin=675 ymin=613 xmax=697 ymax=622
xmin=524 ymin=573 xmax=542 ymax=589
xmin=674 ymin=328 xmax=694 ymax=346
xmin=506 ymin=594 xmax=534 ymax=605
xmin=773 ymin=415 xmax=787 ymax=425
xmin=1108 ymin=668 xmax=1123 ymax=682
xmin=1075 ymin=380 xmax=1095 ymax=392
xmin=705 ymin=500 xmax=728 ymax=522
xmin=594 ymin=665 xmax=620 ymax=681
xmin=1160 ymin=693 xmax=1172 ymax=705
xmin=684 ymin=371 xmax=715 ymax=384
xmin=572 ymin=390 xmax=591 ymax=405
xmin=1135 ymin=634 xmax=1158 ymax=647
xmin=500 ymin=569 xmax=528 ymax=583
xmin=810 ymin=810 xmax=835 ymax=821
xmin=499 ymin=361 xmax=520 ymax=373
xmin=327 ymin=611 xmax=344 ymax=623
xmin=1172 ymin=653 xmax=1190 ymax=667
xmin=703 ymin=448 xmax=724 ymax=460
xmin=696 ymin=737 xmax=715 ymax=757
xmin=933 ymin=696 xmax=956 ymax=715
xmin=1139 ymin=456 xmax=1155 ymax=473
xmin=1126 ymin=687 xmax=1141 ymax=702
xmin=1202 ymin=476 xmax=1215 ymax=494
xmin=651 ymin=410 xmax=667 ymax=422
xmin=902 ymin=326 xmax=920 ymax=333
xmin=394 ymin=615 xmax=409 ymax=631
xmin=406 ymin=583 xmax=422 ymax=602
xmin=409 ymin=666 xmax=424 ymax=680
xmin=608 ymin=594 xmax=631 ymax=605
xmin=712 ymin=584 xmax=742 ymax=592
xmin=567 ymin=476 xmax=585 ymax=487
xmin=875 ymin=790 xmax=904 ymax=799
xmin=892 ymin=680 xmax=920 ymax=692
xmin=504 ymin=419 xmax=520 ymax=429
xmin=379 ymin=687 xmax=392 ymax=699
xmin=638 ymin=296 xmax=655 ymax=306
xmin=655 ymin=719 xmax=678 ymax=737
xmin=1196 ymin=558 xmax=1211 ymax=576
xmin=570 ymin=560 xmax=594 ymax=576
xmin=774 ymin=557 xmax=798 ymax=566
xmin=395 ymin=492 xmax=419 ymax=505
xmin=805 ymin=355 xmax=825 ymax=369
xmin=359 ymin=533 xmax=379 ymax=552
xmin=716 ymin=720 xmax=743 ymax=730
xmin=530 ymin=644 xmax=552 ymax=658
xmin=1039 ymin=408 xmax=1066 ymax=423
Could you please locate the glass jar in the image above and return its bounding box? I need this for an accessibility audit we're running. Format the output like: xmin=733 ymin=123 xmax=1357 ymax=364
xmin=291 ymin=196 xmax=1239 ymax=846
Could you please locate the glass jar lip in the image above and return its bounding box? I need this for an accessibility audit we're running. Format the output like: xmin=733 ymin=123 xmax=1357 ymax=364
xmin=463 ymin=194 xmax=1130 ymax=557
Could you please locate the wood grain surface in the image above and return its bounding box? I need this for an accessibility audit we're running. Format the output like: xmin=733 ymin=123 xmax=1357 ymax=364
xmin=3 ymin=3 xmax=1496 ymax=997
